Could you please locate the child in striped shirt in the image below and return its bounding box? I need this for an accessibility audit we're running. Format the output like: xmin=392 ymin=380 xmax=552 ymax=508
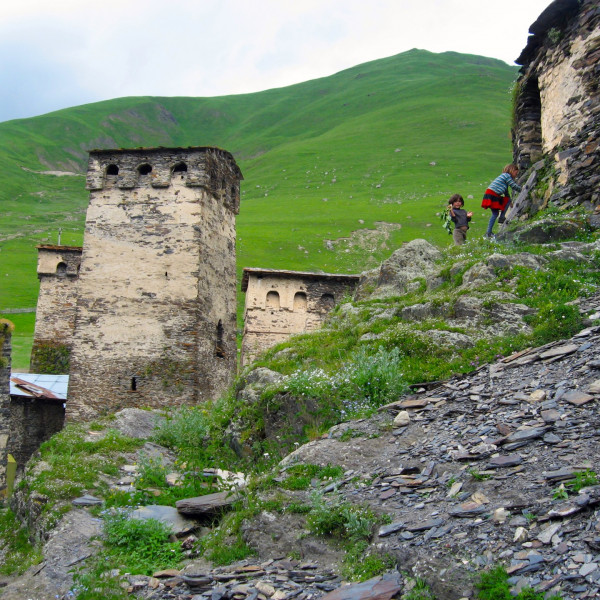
xmin=481 ymin=164 xmax=521 ymax=238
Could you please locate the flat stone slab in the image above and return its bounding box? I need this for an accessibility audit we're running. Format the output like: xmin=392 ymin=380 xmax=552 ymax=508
xmin=539 ymin=344 xmax=578 ymax=359
xmin=487 ymin=454 xmax=523 ymax=469
xmin=72 ymin=494 xmax=103 ymax=507
xmin=563 ymin=390 xmax=594 ymax=406
xmin=405 ymin=518 xmax=444 ymax=532
xmin=449 ymin=502 xmax=487 ymax=518
xmin=399 ymin=398 xmax=430 ymax=409
xmin=379 ymin=489 xmax=396 ymax=500
xmin=320 ymin=573 xmax=403 ymax=600
xmin=502 ymin=427 xmax=547 ymax=445
xmin=378 ymin=521 xmax=405 ymax=537
xmin=132 ymin=505 xmax=198 ymax=535
xmin=176 ymin=491 xmax=239 ymax=515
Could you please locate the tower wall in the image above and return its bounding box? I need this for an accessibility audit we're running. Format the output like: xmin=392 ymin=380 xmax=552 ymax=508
xmin=30 ymin=245 xmax=82 ymax=373
xmin=241 ymin=269 xmax=359 ymax=366
xmin=66 ymin=147 xmax=242 ymax=422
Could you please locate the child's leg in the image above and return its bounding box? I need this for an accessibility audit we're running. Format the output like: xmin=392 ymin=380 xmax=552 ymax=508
xmin=452 ymin=228 xmax=466 ymax=245
xmin=499 ymin=200 xmax=511 ymax=224
xmin=486 ymin=209 xmax=499 ymax=236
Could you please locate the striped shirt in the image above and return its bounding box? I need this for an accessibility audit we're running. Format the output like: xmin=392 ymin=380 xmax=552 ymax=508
xmin=488 ymin=172 xmax=522 ymax=196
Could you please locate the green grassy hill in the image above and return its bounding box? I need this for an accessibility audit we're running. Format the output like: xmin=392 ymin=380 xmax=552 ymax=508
xmin=0 ymin=49 xmax=518 ymax=368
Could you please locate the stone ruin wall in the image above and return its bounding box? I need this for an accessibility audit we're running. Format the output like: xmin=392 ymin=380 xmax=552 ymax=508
xmin=0 ymin=321 xmax=13 ymax=492
xmin=66 ymin=147 xmax=242 ymax=422
xmin=241 ymin=269 xmax=359 ymax=366
xmin=512 ymin=0 xmax=599 ymax=218
xmin=30 ymin=245 xmax=82 ymax=373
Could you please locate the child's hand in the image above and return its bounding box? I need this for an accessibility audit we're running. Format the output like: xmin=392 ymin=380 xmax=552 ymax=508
xmin=467 ymin=211 xmax=473 ymax=217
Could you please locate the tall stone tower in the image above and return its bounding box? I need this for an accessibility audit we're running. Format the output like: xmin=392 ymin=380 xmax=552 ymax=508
xmin=66 ymin=147 xmax=242 ymax=422
xmin=30 ymin=245 xmax=82 ymax=374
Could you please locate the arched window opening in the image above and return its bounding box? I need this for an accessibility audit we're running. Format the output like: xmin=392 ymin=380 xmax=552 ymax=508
xmin=138 ymin=163 xmax=153 ymax=176
xmin=215 ymin=320 xmax=225 ymax=358
xmin=56 ymin=262 xmax=67 ymax=277
xmin=293 ymin=292 xmax=307 ymax=311
xmin=106 ymin=164 xmax=119 ymax=176
xmin=318 ymin=293 xmax=335 ymax=312
xmin=173 ymin=162 xmax=187 ymax=173
xmin=266 ymin=291 xmax=280 ymax=309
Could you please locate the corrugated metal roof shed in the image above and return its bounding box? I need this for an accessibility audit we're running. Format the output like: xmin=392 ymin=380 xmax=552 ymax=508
xmin=10 ymin=373 xmax=69 ymax=400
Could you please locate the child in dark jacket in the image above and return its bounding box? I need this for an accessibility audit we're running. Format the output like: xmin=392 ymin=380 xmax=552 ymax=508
xmin=482 ymin=163 xmax=521 ymax=237
xmin=448 ymin=194 xmax=472 ymax=245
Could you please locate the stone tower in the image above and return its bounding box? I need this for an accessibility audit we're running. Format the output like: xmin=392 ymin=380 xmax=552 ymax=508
xmin=511 ymin=0 xmax=599 ymax=218
xmin=30 ymin=245 xmax=82 ymax=374
xmin=66 ymin=147 xmax=242 ymax=422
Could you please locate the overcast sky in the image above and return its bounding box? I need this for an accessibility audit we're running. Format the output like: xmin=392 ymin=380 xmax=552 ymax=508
xmin=0 ymin=0 xmax=552 ymax=123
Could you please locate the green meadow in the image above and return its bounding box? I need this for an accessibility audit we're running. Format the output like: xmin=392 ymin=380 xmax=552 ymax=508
xmin=0 ymin=49 xmax=518 ymax=369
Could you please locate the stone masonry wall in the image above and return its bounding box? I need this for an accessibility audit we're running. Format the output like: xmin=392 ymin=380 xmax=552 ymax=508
xmin=30 ymin=245 xmax=81 ymax=373
xmin=0 ymin=321 xmax=13 ymax=492
xmin=241 ymin=269 xmax=359 ymax=365
xmin=66 ymin=147 xmax=242 ymax=422
xmin=512 ymin=0 xmax=599 ymax=216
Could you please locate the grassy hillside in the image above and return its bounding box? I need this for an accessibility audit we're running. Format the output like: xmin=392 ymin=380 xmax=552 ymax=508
xmin=0 ymin=49 xmax=518 ymax=368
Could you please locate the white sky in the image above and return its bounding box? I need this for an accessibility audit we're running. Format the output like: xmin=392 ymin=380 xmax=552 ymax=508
xmin=0 ymin=0 xmax=552 ymax=123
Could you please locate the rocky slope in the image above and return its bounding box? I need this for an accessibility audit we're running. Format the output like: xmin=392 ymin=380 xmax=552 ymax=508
xmin=2 ymin=234 xmax=600 ymax=600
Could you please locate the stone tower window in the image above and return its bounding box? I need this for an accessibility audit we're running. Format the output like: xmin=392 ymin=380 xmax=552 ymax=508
xmin=215 ymin=320 xmax=225 ymax=358
xmin=138 ymin=163 xmax=153 ymax=176
xmin=293 ymin=292 xmax=307 ymax=311
xmin=318 ymin=293 xmax=335 ymax=312
xmin=266 ymin=291 xmax=280 ymax=309
xmin=106 ymin=164 xmax=119 ymax=176
xmin=56 ymin=262 xmax=67 ymax=277
xmin=173 ymin=162 xmax=187 ymax=172
xmin=131 ymin=376 xmax=137 ymax=391
xmin=172 ymin=162 xmax=187 ymax=184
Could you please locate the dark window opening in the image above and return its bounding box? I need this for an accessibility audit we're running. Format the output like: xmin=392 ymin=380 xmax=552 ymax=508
xmin=173 ymin=162 xmax=188 ymax=173
xmin=215 ymin=320 xmax=225 ymax=358
xmin=56 ymin=262 xmax=67 ymax=277
xmin=138 ymin=163 xmax=153 ymax=175
xmin=131 ymin=376 xmax=137 ymax=391
xmin=318 ymin=293 xmax=335 ymax=312
xmin=165 ymin=272 xmax=168 ymax=278
xmin=106 ymin=164 xmax=119 ymax=176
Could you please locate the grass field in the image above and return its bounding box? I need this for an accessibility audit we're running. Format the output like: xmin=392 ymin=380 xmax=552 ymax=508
xmin=0 ymin=49 xmax=518 ymax=369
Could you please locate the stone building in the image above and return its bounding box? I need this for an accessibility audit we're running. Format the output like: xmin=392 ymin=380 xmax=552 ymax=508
xmin=511 ymin=0 xmax=599 ymax=219
xmin=0 ymin=320 xmax=13 ymax=492
xmin=30 ymin=245 xmax=82 ymax=373
xmin=9 ymin=374 xmax=66 ymax=471
xmin=241 ymin=268 xmax=359 ymax=365
xmin=66 ymin=147 xmax=242 ymax=422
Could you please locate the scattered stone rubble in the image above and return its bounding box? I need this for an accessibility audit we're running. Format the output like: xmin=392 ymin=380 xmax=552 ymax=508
xmin=33 ymin=293 xmax=598 ymax=600
xmin=3 ymin=256 xmax=600 ymax=600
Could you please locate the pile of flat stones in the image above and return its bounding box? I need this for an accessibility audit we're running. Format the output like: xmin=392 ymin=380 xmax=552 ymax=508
xmin=122 ymin=560 xmax=405 ymax=600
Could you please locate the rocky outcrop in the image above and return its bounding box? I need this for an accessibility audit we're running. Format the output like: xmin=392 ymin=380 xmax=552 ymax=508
xmin=354 ymin=239 xmax=442 ymax=300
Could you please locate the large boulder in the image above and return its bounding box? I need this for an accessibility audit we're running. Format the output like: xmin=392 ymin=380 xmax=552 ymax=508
xmin=355 ymin=239 xmax=442 ymax=300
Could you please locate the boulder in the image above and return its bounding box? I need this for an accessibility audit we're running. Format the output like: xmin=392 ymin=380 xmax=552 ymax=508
xmin=355 ymin=239 xmax=441 ymax=299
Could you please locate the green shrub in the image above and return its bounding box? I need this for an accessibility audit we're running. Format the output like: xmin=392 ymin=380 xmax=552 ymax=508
xmin=102 ymin=511 xmax=182 ymax=575
xmin=475 ymin=565 xmax=562 ymax=600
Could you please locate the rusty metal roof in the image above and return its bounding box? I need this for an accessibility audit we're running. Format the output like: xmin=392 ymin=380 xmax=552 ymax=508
xmin=10 ymin=373 xmax=68 ymax=400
